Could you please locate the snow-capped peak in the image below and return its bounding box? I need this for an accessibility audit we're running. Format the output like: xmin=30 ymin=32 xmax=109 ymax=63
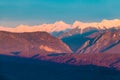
xmin=0 ymin=19 xmax=120 ymax=33
xmin=72 ymin=19 xmax=120 ymax=30
xmin=54 ymin=21 xmax=66 ymax=25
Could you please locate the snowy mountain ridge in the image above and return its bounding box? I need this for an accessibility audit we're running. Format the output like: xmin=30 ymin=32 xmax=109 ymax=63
xmin=0 ymin=19 xmax=120 ymax=33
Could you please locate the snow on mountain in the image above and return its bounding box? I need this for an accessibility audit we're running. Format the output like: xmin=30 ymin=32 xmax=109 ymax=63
xmin=0 ymin=19 xmax=120 ymax=33
xmin=72 ymin=19 xmax=120 ymax=33
xmin=0 ymin=21 xmax=71 ymax=33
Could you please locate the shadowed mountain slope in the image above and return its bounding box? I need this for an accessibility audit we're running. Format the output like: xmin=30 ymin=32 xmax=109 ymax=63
xmin=61 ymin=29 xmax=97 ymax=52
xmin=77 ymin=30 xmax=120 ymax=54
xmin=0 ymin=54 xmax=120 ymax=80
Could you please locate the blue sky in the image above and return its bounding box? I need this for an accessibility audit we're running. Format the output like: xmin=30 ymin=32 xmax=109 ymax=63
xmin=0 ymin=0 xmax=120 ymax=27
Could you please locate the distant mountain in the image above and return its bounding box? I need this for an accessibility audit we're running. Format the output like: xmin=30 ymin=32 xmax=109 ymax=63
xmin=0 ymin=31 xmax=72 ymax=57
xmin=0 ymin=19 xmax=120 ymax=37
xmin=72 ymin=19 xmax=120 ymax=31
xmin=58 ymin=27 xmax=98 ymax=39
xmin=58 ymin=27 xmax=98 ymax=52
xmin=76 ymin=29 xmax=120 ymax=54
xmin=0 ymin=21 xmax=72 ymax=33
xmin=59 ymin=27 xmax=98 ymax=38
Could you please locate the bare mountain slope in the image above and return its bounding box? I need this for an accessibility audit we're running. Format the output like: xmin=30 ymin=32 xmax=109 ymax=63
xmin=77 ymin=30 xmax=120 ymax=54
xmin=0 ymin=31 xmax=72 ymax=57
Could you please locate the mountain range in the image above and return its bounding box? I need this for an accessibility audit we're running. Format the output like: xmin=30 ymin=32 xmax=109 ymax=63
xmin=0 ymin=29 xmax=120 ymax=70
xmin=0 ymin=19 xmax=120 ymax=80
xmin=0 ymin=19 xmax=120 ymax=34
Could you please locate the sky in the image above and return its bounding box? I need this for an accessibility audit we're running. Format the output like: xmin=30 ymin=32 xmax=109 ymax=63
xmin=0 ymin=0 xmax=120 ymax=27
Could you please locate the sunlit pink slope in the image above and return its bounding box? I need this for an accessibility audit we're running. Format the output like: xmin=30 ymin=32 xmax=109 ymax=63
xmin=0 ymin=19 xmax=120 ymax=33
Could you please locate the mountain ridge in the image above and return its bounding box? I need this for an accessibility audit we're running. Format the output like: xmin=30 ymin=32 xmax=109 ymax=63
xmin=0 ymin=19 xmax=120 ymax=34
xmin=0 ymin=31 xmax=72 ymax=57
xmin=0 ymin=30 xmax=120 ymax=71
xmin=76 ymin=29 xmax=120 ymax=54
